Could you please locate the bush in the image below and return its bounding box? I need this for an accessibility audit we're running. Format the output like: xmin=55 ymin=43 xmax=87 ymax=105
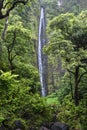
xmin=57 ymin=95 xmax=87 ymax=130
xmin=0 ymin=71 xmax=53 ymax=130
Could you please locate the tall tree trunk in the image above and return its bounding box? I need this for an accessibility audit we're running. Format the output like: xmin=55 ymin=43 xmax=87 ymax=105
xmin=74 ymin=66 xmax=79 ymax=106
xmin=69 ymin=73 xmax=73 ymax=99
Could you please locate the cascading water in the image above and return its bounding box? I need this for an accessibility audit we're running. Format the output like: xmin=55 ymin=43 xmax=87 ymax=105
xmin=38 ymin=7 xmax=48 ymax=97
xmin=58 ymin=0 xmax=62 ymax=6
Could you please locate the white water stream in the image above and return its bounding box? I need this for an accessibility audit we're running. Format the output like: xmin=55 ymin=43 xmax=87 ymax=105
xmin=58 ymin=0 xmax=62 ymax=6
xmin=38 ymin=7 xmax=46 ymax=97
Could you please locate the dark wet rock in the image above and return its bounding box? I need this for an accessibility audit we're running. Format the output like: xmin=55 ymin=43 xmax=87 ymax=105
xmin=40 ymin=126 xmax=50 ymax=130
xmin=50 ymin=122 xmax=69 ymax=130
xmin=12 ymin=120 xmax=25 ymax=130
xmin=40 ymin=122 xmax=69 ymax=130
xmin=41 ymin=122 xmax=53 ymax=129
xmin=15 ymin=128 xmax=21 ymax=130
xmin=0 ymin=125 xmax=6 ymax=130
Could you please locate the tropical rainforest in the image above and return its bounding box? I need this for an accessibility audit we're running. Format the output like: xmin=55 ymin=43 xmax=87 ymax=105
xmin=0 ymin=0 xmax=87 ymax=130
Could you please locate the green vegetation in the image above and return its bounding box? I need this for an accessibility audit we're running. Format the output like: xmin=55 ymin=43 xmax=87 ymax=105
xmin=0 ymin=71 xmax=54 ymax=129
xmin=44 ymin=8 xmax=87 ymax=130
xmin=0 ymin=0 xmax=87 ymax=130
xmin=46 ymin=93 xmax=59 ymax=104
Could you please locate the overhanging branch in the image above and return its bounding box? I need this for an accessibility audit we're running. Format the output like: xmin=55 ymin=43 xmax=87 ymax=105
xmin=67 ymin=69 xmax=74 ymax=74
xmin=78 ymin=71 xmax=87 ymax=84
xmin=0 ymin=0 xmax=29 ymax=19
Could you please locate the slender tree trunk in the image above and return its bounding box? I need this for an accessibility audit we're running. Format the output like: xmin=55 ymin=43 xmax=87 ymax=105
xmin=69 ymin=73 xmax=73 ymax=99
xmin=7 ymin=30 xmax=16 ymax=71
xmin=74 ymin=66 xmax=79 ymax=106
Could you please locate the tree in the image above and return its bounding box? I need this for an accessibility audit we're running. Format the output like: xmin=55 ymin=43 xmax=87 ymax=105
xmin=45 ymin=11 xmax=87 ymax=106
xmin=3 ymin=20 xmax=31 ymax=71
xmin=0 ymin=0 xmax=32 ymax=19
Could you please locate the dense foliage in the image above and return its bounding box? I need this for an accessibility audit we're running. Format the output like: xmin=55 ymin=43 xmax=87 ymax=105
xmin=44 ymin=8 xmax=87 ymax=130
xmin=0 ymin=71 xmax=54 ymax=129
xmin=0 ymin=0 xmax=87 ymax=130
xmin=45 ymin=10 xmax=87 ymax=105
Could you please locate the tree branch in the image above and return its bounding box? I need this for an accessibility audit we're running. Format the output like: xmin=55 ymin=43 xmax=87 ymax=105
xmin=67 ymin=69 xmax=74 ymax=74
xmin=3 ymin=2 xmax=12 ymax=9
xmin=11 ymin=54 xmax=16 ymax=61
xmin=78 ymin=71 xmax=87 ymax=84
xmin=0 ymin=0 xmax=29 ymax=19
xmin=7 ymin=30 xmax=16 ymax=53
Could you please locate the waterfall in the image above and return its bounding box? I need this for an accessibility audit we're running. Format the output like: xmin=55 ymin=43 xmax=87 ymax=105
xmin=58 ymin=0 xmax=62 ymax=6
xmin=38 ymin=7 xmax=48 ymax=97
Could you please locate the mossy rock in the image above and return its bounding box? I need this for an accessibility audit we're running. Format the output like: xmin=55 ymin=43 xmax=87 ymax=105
xmin=11 ymin=119 xmax=27 ymax=130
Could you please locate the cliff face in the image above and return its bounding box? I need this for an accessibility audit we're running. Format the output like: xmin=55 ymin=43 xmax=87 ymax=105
xmin=39 ymin=0 xmax=87 ymax=21
xmin=79 ymin=0 xmax=87 ymax=9
xmin=61 ymin=0 xmax=87 ymax=14
xmin=62 ymin=0 xmax=87 ymax=8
